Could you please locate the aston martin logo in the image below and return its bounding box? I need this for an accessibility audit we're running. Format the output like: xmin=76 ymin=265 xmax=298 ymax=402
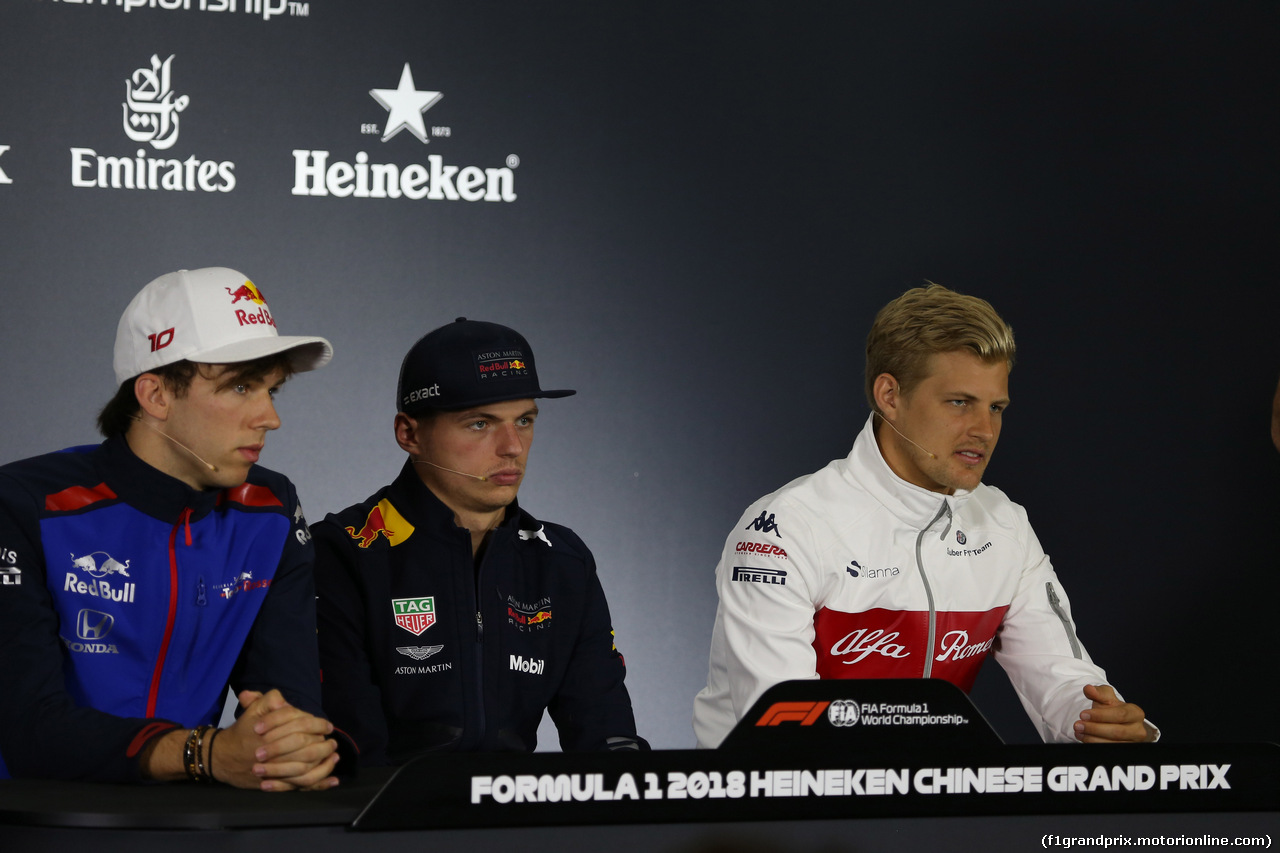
xmin=396 ymin=644 xmax=444 ymax=661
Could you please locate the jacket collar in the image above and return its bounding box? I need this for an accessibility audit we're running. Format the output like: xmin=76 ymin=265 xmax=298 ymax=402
xmin=385 ymin=459 xmax=542 ymax=540
xmin=840 ymin=414 xmax=971 ymax=528
xmin=99 ymin=433 xmax=223 ymax=524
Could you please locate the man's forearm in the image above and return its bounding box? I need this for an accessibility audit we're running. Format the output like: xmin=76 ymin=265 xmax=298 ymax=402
xmin=139 ymin=728 xmax=191 ymax=782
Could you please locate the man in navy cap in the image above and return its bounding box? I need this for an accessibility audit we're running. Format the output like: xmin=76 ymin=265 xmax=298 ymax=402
xmin=313 ymin=318 xmax=645 ymax=763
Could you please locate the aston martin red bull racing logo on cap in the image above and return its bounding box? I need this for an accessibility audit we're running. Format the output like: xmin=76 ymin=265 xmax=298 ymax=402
xmin=475 ymin=349 xmax=530 ymax=382
xmin=346 ymin=499 xmax=416 ymax=549
xmin=392 ymin=596 xmax=436 ymax=635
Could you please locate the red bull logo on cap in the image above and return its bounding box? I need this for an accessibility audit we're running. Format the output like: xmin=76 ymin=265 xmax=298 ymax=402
xmin=345 ymin=499 xmax=416 ymax=549
xmin=225 ymin=279 xmax=277 ymax=329
xmin=225 ymin=280 xmax=267 ymax=305
xmin=392 ymin=596 xmax=436 ymax=636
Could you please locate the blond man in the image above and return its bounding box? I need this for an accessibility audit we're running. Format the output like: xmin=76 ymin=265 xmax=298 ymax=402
xmin=694 ymin=284 xmax=1154 ymax=748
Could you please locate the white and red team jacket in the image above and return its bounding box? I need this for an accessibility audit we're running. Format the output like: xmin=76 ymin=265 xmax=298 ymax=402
xmin=693 ymin=415 xmax=1132 ymax=748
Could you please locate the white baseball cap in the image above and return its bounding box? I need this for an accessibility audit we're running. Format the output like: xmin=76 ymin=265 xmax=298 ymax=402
xmin=113 ymin=267 xmax=333 ymax=386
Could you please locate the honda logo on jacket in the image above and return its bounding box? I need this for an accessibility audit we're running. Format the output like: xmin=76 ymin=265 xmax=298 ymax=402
xmin=509 ymin=654 xmax=545 ymax=675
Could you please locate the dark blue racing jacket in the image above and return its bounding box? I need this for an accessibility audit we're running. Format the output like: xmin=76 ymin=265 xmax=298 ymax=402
xmin=312 ymin=462 xmax=645 ymax=764
xmin=0 ymin=435 xmax=330 ymax=781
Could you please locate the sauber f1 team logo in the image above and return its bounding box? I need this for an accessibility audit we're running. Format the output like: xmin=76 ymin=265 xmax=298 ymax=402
xmin=347 ymin=499 xmax=415 ymax=548
xmin=755 ymin=701 xmax=831 ymax=727
xmin=392 ymin=596 xmax=436 ymax=635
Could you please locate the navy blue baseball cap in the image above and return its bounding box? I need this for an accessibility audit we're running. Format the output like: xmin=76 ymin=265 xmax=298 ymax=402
xmin=396 ymin=318 xmax=575 ymax=414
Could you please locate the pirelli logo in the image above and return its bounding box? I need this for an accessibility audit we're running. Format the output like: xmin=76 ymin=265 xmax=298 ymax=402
xmin=755 ymin=701 xmax=831 ymax=727
xmin=731 ymin=566 xmax=787 ymax=586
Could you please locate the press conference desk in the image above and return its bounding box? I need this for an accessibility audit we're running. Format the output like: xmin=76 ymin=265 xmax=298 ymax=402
xmin=4 ymin=682 xmax=1277 ymax=850
xmin=2 ymin=744 xmax=1277 ymax=853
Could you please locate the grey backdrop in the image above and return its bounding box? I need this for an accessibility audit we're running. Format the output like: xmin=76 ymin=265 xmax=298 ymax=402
xmin=2 ymin=1 xmax=1277 ymax=749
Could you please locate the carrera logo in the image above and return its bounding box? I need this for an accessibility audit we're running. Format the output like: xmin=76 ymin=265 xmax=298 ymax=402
xmin=393 ymin=596 xmax=436 ymax=636
xmin=735 ymin=541 xmax=787 ymax=559
xmin=754 ymin=701 xmax=830 ymax=727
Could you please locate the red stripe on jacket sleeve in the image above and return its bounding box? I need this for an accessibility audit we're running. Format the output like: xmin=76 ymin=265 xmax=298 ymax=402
xmin=44 ymin=482 xmax=118 ymax=512
xmin=224 ymin=483 xmax=284 ymax=508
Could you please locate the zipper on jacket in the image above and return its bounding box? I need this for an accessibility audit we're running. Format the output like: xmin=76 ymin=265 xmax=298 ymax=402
xmin=147 ymin=506 xmax=191 ymax=717
xmin=468 ymin=530 xmax=493 ymax=748
xmin=1045 ymin=582 xmax=1083 ymax=659
xmin=195 ymin=575 xmax=206 ymax=606
xmin=916 ymin=501 xmax=950 ymax=679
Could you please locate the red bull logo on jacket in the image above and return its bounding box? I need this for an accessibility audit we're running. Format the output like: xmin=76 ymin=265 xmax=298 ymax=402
xmin=506 ymin=594 xmax=552 ymax=632
xmin=346 ymin=499 xmax=416 ymax=548
xmin=71 ymin=551 xmax=130 ymax=578
xmin=392 ymin=596 xmax=436 ymax=636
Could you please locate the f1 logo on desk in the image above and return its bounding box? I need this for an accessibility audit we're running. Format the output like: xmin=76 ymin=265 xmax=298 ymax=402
xmin=755 ymin=701 xmax=831 ymax=727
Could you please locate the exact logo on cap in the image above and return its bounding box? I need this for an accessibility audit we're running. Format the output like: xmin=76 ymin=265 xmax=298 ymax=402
xmin=474 ymin=348 xmax=528 ymax=382
xmin=404 ymin=382 xmax=441 ymax=407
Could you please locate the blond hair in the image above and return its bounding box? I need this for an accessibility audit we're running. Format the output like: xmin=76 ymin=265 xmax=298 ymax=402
xmin=864 ymin=282 xmax=1015 ymax=411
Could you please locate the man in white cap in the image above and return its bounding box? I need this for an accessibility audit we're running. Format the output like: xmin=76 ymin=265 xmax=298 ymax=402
xmin=0 ymin=267 xmax=349 ymax=789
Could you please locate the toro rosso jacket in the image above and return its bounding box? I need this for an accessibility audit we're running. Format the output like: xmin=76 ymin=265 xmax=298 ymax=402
xmin=693 ymin=415 xmax=1135 ymax=748
xmin=312 ymin=462 xmax=644 ymax=765
xmin=0 ymin=436 xmax=329 ymax=780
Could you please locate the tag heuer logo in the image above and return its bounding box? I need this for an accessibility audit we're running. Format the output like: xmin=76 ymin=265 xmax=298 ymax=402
xmin=392 ymin=596 xmax=436 ymax=635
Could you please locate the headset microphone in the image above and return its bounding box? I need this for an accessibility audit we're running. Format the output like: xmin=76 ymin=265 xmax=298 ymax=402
xmin=873 ymin=410 xmax=938 ymax=460
xmin=131 ymin=416 xmax=219 ymax=472
xmin=413 ymin=459 xmax=489 ymax=482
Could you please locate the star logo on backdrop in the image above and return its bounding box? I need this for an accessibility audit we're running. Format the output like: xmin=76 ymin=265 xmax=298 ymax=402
xmin=370 ymin=63 xmax=442 ymax=143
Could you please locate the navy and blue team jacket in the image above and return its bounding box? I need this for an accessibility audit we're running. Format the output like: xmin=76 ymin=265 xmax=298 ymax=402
xmin=0 ymin=436 xmax=328 ymax=781
xmin=312 ymin=461 xmax=645 ymax=765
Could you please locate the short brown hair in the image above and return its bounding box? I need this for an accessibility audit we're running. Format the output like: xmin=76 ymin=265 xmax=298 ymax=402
xmin=97 ymin=354 xmax=295 ymax=437
xmin=864 ymin=282 xmax=1015 ymax=411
